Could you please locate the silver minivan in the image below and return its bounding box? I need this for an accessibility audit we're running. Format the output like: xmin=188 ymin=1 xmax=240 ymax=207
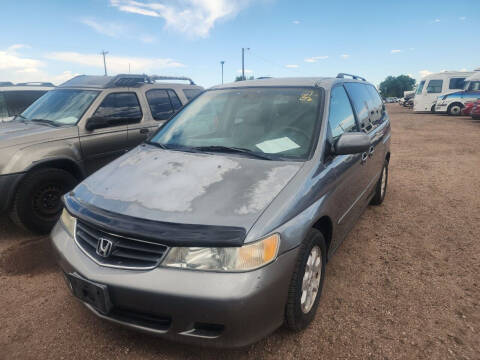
xmin=52 ymin=74 xmax=391 ymax=347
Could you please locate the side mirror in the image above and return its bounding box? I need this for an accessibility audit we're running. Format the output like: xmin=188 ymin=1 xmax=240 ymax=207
xmin=334 ymin=132 xmax=370 ymax=155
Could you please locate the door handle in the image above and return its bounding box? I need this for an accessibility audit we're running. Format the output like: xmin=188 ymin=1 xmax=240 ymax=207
xmin=368 ymin=145 xmax=375 ymax=158
xmin=139 ymin=128 xmax=150 ymax=134
xmin=361 ymin=152 xmax=368 ymax=164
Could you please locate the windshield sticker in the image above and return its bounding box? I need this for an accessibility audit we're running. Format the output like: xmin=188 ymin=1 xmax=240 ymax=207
xmin=256 ymin=137 xmax=300 ymax=154
xmin=298 ymin=90 xmax=314 ymax=103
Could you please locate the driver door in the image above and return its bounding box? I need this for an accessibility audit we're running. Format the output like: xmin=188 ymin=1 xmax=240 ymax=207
xmin=79 ymin=92 xmax=141 ymax=174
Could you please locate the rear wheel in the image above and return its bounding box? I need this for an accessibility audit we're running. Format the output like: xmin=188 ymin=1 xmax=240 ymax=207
xmin=285 ymin=229 xmax=326 ymax=331
xmin=10 ymin=168 xmax=77 ymax=234
xmin=447 ymin=103 xmax=463 ymax=116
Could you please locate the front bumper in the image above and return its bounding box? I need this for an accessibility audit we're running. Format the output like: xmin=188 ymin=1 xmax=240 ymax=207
xmin=434 ymin=102 xmax=448 ymax=113
xmin=0 ymin=172 xmax=24 ymax=213
xmin=51 ymin=223 xmax=299 ymax=348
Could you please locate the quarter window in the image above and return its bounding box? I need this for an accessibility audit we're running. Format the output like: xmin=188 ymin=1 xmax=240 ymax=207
xmin=183 ymin=88 xmax=202 ymax=101
xmin=328 ymin=86 xmax=357 ymax=140
xmin=94 ymin=92 xmax=142 ymax=121
xmin=146 ymin=89 xmax=174 ymax=121
xmin=426 ymin=80 xmax=443 ymax=93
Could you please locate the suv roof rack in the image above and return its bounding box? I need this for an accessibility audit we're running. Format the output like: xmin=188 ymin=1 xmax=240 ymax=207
xmin=336 ymin=73 xmax=366 ymax=81
xmin=107 ymin=74 xmax=196 ymax=87
xmin=16 ymin=82 xmax=55 ymax=87
xmin=0 ymin=81 xmax=14 ymax=87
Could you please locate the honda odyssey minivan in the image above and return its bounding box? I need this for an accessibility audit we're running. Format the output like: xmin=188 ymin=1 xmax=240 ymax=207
xmin=52 ymin=74 xmax=391 ymax=347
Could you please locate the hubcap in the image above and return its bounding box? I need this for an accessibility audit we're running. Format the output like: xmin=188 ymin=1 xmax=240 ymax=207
xmin=33 ymin=183 xmax=63 ymax=218
xmin=381 ymin=166 xmax=387 ymax=197
xmin=300 ymin=245 xmax=322 ymax=314
xmin=451 ymin=106 xmax=461 ymax=115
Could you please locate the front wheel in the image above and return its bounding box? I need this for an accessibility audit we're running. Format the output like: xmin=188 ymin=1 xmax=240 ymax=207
xmin=285 ymin=229 xmax=326 ymax=331
xmin=371 ymin=160 xmax=388 ymax=205
xmin=447 ymin=103 xmax=463 ymax=116
xmin=9 ymin=168 xmax=77 ymax=234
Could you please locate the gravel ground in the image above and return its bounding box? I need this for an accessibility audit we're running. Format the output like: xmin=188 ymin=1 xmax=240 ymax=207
xmin=1 ymin=105 xmax=479 ymax=360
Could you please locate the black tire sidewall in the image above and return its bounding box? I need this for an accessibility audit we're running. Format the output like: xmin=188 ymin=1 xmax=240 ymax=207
xmin=286 ymin=229 xmax=326 ymax=331
xmin=12 ymin=168 xmax=77 ymax=233
xmin=371 ymin=160 xmax=388 ymax=205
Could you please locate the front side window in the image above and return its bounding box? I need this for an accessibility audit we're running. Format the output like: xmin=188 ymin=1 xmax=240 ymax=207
xmin=146 ymin=89 xmax=174 ymax=120
xmin=426 ymin=80 xmax=443 ymax=93
xmin=416 ymin=81 xmax=425 ymax=94
xmin=328 ymin=86 xmax=357 ymax=140
xmin=449 ymin=78 xmax=465 ymax=90
xmin=94 ymin=92 xmax=142 ymax=121
xmin=183 ymin=88 xmax=202 ymax=101
xmin=150 ymin=87 xmax=321 ymax=160
xmin=21 ymin=89 xmax=99 ymax=125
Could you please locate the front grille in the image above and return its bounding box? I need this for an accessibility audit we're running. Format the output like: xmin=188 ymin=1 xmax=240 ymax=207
xmin=75 ymin=220 xmax=168 ymax=269
xmin=109 ymin=307 xmax=171 ymax=331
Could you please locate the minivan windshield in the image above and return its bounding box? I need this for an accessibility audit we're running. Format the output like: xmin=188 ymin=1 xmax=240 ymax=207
xmin=20 ymin=89 xmax=99 ymax=125
xmin=149 ymin=87 xmax=321 ymax=160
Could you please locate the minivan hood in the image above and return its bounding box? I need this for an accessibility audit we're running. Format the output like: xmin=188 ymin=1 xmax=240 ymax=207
xmin=73 ymin=145 xmax=302 ymax=231
xmin=0 ymin=120 xmax=73 ymax=149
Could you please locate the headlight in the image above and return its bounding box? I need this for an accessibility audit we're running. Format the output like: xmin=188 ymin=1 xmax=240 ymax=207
xmin=60 ymin=208 xmax=76 ymax=237
xmin=162 ymin=234 xmax=280 ymax=272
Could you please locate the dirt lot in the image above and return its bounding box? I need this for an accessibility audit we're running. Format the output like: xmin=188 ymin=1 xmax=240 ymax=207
xmin=1 ymin=105 xmax=479 ymax=360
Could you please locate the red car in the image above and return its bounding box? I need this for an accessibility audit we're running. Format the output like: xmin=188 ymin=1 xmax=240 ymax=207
xmin=461 ymin=101 xmax=474 ymax=116
xmin=471 ymin=99 xmax=480 ymax=120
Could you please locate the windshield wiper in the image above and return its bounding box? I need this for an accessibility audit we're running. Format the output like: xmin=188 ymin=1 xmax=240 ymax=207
xmin=30 ymin=118 xmax=61 ymax=127
xmin=145 ymin=140 xmax=169 ymax=150
xmin=193 ymin=145 xmax=275 ymax=160
xmin=145 ymin=141 xmax=202 ymax=153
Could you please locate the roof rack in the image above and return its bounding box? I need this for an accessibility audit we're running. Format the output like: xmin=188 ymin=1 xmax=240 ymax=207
xmin=336 ymin=73 xmax=366 ymax=81
xmin=149 ymin=75 xmax=196 ymax=85
xmin=106 ymin=74 xmax=196 ymax=88
xmin=15 ymin=82 xmax=55 ymax=87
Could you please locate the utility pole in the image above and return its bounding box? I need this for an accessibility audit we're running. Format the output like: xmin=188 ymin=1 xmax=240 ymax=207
xmin=101 ymin=50 xmax=109 ymax=76
xmin=242 ymin=48 xmax=250 ymax=80
xmin=220 ymin=61 xmax=225 ymax=84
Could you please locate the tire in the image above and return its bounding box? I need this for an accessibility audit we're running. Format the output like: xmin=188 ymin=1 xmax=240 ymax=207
xmin=9 ymin=168 xmax=77 ymax=234
xmin=431 ymin=105 xmax=436 ymax=113
xmin=447 ymin=103 xmax=463 ymax=116
xmin=370 ymin=160 xmax=388 ymax=205
xmin=285 ymin=229 xmax=326 ymax=331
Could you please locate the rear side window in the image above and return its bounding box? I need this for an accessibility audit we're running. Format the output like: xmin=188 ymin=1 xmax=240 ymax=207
xmin=328 ymin=86 xmax=357 ymax=140
xmin=3 ymin=90 xmax=47 ymax=116
xmin=426 ymin=80 xmax=443 ymax=93
xmin=94 ymin=92 xmax=142 ymax=120
xmin=449 ymin=78 xmax=465 ymax=89
xmin=146 ymin=89 xmax=174 ymax=120
xmin=183 ymin=88 xmax=202 ymax=101
xmin=167 ymin=90 xmax=182 ymax=110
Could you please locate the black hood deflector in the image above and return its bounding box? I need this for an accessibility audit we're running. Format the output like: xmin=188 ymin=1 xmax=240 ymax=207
xmin=64 ymin=194 xmax=246 ymax=247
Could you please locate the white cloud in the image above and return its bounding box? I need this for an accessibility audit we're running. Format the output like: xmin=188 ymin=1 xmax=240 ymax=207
xmin=285 ymin=64 xmax=299 ymax=68
xmin=304 ymin=56 xmax=328 ymax=63
xmin=110 ymin=0 xmax=251 ymax=38
xmin=237 ymin=69 xmax=253 ymax=74
xmin=81 ymin=18 xmax=156 ymax=43
xmin=340 ymin=54 xmax=350 ymax=59
xmin=46 ymin=51 xmax=185 ymax=73
xmin=0 ymin=45 xmax=45 ymax=71
xmin=460 ymin=68 xmax=467 ymax=71
xmin=390 ymin=49 xmax=402 ymax=54
xmin=292 ymin=20 xmax=300 ymax=24
xmin=459 ymin=16 xmax=466 ymax=21
xmin=434 ymin=18 xmax=440 ymax=22
xmin=419 ymin=70 xmax=432 ymax=78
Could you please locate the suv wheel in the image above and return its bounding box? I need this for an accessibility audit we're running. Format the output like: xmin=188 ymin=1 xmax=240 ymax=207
xmin=285 ymin=229 xmax=326 ymax=331
xmin=10 ymin=168 xmax=77 ymax=234
xmin=371 ymin=160 xmax=388 ymax=205
xmin=447 ymin=103 xmax=463 ymax=116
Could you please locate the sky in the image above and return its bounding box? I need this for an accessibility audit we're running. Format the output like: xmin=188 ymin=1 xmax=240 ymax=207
xmin=1 ymin=0 xmax=479 ymax=88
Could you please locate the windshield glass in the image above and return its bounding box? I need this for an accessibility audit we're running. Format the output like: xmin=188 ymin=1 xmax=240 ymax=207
xmin=21 ymin=89 xmax=99 ymax=125
xmin=416 ymin=80 xmax=425 ymax=95
xmin=150 ymin=87 xmax=321 ymax=160
xmin=464 ymin=81 xmax=480 ymax=91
